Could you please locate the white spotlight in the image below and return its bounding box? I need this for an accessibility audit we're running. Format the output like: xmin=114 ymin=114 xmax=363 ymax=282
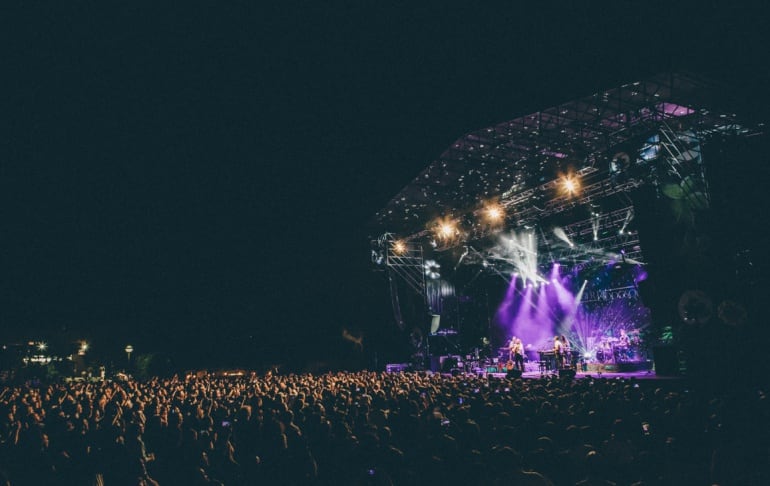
xmin=424 ymin=260 xmax=441 ymax=279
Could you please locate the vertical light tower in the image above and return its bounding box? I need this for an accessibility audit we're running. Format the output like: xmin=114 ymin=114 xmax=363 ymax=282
xmin=125 ymin=345 xmax=133 ymax=363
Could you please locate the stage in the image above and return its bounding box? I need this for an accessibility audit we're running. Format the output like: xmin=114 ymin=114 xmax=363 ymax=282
xmin=372 ymin=73 xmax=759 ymax=385
xmin=388 ymin=358 xmax=664 ymax=379
xmin=474 ymin=358 xmax=655 ymax=377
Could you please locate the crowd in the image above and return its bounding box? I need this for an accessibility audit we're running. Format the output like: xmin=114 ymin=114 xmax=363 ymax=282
xmin=0 ymin=370 xmax=767 ymax=485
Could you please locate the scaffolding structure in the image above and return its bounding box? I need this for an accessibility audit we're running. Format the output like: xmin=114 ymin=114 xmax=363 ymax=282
xmin=371 ymin=72 xmax=759 ymax=295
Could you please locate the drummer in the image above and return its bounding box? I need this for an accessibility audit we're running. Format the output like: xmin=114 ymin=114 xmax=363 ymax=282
xmin=619 ymin=329 xmax=630 ymax=347
xmin=600 ymin=339 xmax=613 ymax=362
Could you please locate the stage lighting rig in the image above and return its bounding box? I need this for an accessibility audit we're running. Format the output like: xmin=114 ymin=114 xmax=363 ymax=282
xmin=483 ymin=202 xmax=505 ymax=224
xmin=560 ymin=173 xmax=581 ymax=196
xmin=424 ymin=260 xmax=441 ymax=280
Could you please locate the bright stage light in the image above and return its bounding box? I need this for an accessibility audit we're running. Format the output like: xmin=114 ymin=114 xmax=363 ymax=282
xmin=392 ymin=240 xmax=407 ymax=255
xmin=37 ymin=342 xmax=47 ymax=351
xmin=483 ymin=203 xmax=504 ymax=224
xmin=433 ymin=217 xmax=459 ymax=241
xmin=619 ymin=208 xmax=633 ymax=235
xmin=552 ymin=227 xmax=574 ymax=248
xmin=560 ymin=174 xmax=581 ymax=196
xmin=424 ymin=260 xmax=441 ymax=279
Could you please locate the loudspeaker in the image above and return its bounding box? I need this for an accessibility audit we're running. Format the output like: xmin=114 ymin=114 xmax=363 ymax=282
xmin=653 ymin=346 xmax=679 ymax=376
xmin=440 ymin=356 xmax=457 ymax=373
xmin=505 ymin=369 xmax=522 ymax=379
xmin=558 ymin=368 xmax=576 ymax=380
xmin=429 ymin=356 xmax=441 ymax=372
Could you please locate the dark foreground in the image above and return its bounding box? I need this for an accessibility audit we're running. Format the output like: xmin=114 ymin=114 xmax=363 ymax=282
xmin=0 ymin=371 xmax=767 ymax=485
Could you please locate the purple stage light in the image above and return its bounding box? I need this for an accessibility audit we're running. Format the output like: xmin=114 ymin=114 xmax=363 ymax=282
xmin=495 ymin=261 xmax=651 ymax=358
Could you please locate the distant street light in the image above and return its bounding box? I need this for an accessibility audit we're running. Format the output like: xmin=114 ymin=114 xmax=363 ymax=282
xmin=125 ymin=345 xmax=133 ymax=362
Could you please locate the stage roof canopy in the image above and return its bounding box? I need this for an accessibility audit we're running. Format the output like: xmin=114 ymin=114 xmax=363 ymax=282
xmin=372 ymin=72 xmax=752 ymax=240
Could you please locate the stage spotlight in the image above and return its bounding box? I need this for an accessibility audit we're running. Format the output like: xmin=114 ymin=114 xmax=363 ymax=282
xmin=560 ymin=174 xmax=581 ymax=196
xmin=392 ymin=240 xmax=407 ymax=255
xmin=564 ymin=178 xmax=576 ymax=193
xmin=37 ymin=342 xmax=47 ymax=351
xmin=434 ymin=217 xmax=458 ymax=240
xmin=483 ymin=203 xmax=504 ymax=224
xmin=619 ymin=208 xmax=633 ymax=235
xmin=424 ymin=260 xmax=441 ymax=279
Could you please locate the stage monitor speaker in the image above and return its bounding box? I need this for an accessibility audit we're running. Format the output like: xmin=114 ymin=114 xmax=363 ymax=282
xmin=558 ymin=368 xmax=576 ymax=380
xmin=505 ymin=369 xmax=522 ymax=379
xmin=429 ymin=356 xmax=442 ymax=372
xmin=653 ymin=346 xmax=679 ymax=376
xmin=440 ymin=356 xmax=457 ymax=373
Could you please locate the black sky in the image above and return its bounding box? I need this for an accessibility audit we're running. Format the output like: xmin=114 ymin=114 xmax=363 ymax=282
xmin=3 ymin=2 xmax=768 ymax=367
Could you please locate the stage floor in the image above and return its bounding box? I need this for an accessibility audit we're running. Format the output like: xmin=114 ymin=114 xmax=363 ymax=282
xmin=483 ymin=369 xmax=677 ymax=380
xmin=465 ymin=359 xmax=678 ymax=380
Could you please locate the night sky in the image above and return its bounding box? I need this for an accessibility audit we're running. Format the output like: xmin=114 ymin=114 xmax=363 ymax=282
xmin=3 ymin=3 xmax=768 ymax=368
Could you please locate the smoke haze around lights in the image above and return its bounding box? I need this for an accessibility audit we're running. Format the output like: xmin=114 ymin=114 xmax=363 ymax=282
xmin=495 ymin=261 xmax=650 ymax=355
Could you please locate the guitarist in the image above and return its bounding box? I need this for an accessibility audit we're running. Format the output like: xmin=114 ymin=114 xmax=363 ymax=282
xmin=553 ymin=335 xmax=564 ymax=369
xmin=509 ymin=336 xmax=525 ymax=372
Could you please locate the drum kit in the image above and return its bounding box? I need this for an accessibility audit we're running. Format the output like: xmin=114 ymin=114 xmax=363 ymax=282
xmin=593 ymin=331 xmax=642 ymax=363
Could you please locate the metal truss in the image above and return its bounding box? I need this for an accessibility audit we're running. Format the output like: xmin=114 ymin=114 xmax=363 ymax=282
xmin=371 ymin=73 xmax=752 ymax=234
xmin=376 ymin=233 xmax=426 ymax=296
xmin=371 ymin=72 xmax=760 ymax=285
xmin=582 ymin=285 xmax=640 ymax=304
xmin=656 ymin=121 xmax=709 ymax=207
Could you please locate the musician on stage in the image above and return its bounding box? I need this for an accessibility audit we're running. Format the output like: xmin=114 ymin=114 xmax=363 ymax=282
xmin=560 ymin=334 xmax=572 ymax=368
xmin=618 ymin=329 xmax=630 ymax=347
xmin=509 ymin=337 xmax=525 ymax=371
xmin=553 ymin=335 xmax=564 ymax=369
xmin=616 ymin=329 xmax=630 ymax=362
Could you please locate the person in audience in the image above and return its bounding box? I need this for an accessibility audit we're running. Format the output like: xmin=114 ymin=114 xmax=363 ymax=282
xmin=0 ymin=370 xmax=766 ymax=485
